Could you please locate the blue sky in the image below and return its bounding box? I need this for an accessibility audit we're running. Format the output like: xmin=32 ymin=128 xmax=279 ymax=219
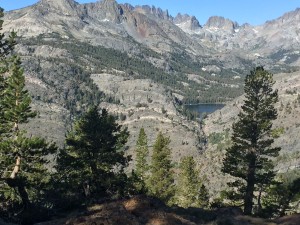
xmin=0 ymin=0 xmax=299 ymax=25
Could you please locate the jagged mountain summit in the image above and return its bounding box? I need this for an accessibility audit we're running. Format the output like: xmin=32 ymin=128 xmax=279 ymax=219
xmin=4 ymin=0 xmax=205 ymax=54
xmin=204 ymin=16 xmax=238 ymax=32
xmin=4 ymin=0 xmax=300 ymax=72
xmin=174 ymin=13 xmax=202 ymax=33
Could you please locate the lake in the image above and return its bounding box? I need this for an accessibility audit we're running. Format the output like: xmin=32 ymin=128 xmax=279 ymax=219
xmin=185 ymin=103 xmax=225 ymax=119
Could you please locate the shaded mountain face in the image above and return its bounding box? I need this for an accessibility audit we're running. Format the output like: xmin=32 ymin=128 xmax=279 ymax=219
xmin=84 ymin=0 xmax=124 ymax=23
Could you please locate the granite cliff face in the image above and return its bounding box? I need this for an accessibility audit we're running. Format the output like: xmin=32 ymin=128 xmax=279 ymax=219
xmin=173 ymin=13 xmax=202 ymax=33
xmin=204 ymin=16 xmax=238 ymax=32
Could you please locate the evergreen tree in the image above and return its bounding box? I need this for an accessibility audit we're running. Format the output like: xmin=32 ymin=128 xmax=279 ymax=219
xmin=56 ymin=106 xmax=130 ymax=201
xmin=199 ymin=184 xmax=210 ymax=208
xmin=132 ymin=128 xmax=149 ymax=193
xmin=261 ymin=172 xmax=300 ymax=218
xmin=0 ymin=13 xmax=57 ymax=219
xmin=148 ymin=132 xmax=175 ymax=204
xmin=3 ymin=56 xmax=36 ymax=131
xmin=135 ymin=127 xmax=148 ymax=180
xmin=0 ymin=7 xmax=16 ymax=136
xmin=0 ymin=56 xmax=56 ymax=213
xmin=176 ymin=156 xmax=209 ymax=208
xmin=222 ymin=67 xmax=280 ymax=215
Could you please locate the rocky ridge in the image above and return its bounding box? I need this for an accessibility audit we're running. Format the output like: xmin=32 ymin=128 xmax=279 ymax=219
xmin=173 ymin=13 xmax=202 ymax=33
xmin=4 ymin=0 xmax=300 ymax=72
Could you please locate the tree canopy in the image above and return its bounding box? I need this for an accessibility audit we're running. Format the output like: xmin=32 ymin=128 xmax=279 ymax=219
xmin=176 ymin=156 xmax=209 ymax=208
xmin=222 ymin=67 xmax=280 ymax=215
xmin=147 ymin=132 xmax=175 ymax=205
xmin=0 ymin=11 xmax=56 ymax=222
xmin=56 ymin=106 xmax=130 ymax=200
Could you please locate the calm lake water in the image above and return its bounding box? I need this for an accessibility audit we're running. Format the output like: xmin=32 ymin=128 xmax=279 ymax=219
xmin=185 ymin=103 xmax=225 ymax=118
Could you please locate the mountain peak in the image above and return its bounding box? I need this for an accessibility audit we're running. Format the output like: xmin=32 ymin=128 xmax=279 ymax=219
xmin=205 ymin=16 xmax=238 ymax=31
xmin=174 ymin=13 xmax=202 ymax=31
xmin=264 ymin=7 xmax=300 ymax=28
xmin=84 ymin=0 xmax=123 ymax=23
xmin=38 ymin=0 xmax=79 ymax=14
xmin=134 ymin=5 xmax=171 ymax=20
xmin=101 ymin=0 xmax=118 ymax=6
xmin=39 ymin=0 xmax=76 ymax=6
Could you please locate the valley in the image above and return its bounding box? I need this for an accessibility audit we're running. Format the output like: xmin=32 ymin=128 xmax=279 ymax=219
xmin=4 ymin=0 xmax=300 ymax=203
xmin=1 ymin=0 xmax=300 ymax=223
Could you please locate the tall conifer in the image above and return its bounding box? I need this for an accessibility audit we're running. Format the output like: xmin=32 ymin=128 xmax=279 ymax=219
xmin=0 ymin=7 xmax=16 ymax=136
xmin=0 ymin=57 xmax=56 ymax=212
xmin=222 ymin=67 xmax=280 ymax=215
xmin=148 ymin=132 xmax=175 ymax=204
xmin=56 ymin=107 xmax=130 ymax=199
xmin=0 ymin=12 xmax=56 ymax=215
xmin=176 ymin=156 xmax=209 ymax=208
xmin=135 ymin=128 xmax=148 ymax=180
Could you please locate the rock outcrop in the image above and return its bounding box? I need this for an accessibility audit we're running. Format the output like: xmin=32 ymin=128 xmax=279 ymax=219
xmin=174 ymin=13 xmax=202 ymax=32
xmin=205 ymin=16 xmax=238 ymax=32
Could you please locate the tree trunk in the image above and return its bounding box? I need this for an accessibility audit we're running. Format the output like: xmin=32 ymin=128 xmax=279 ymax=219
xmin=244 ymin=155 xmax=256 ymax=215
xmin=279 ymin=193 xmax=293 ymax=217
xmin=17 ymin=183 xmax=30 ymax=209
xmin=257 ymin=185 xmax=263 ymax=214
xmin=7 ymin=155 xmax=31 ymax=209
xmin=83 ymin=181 xmax=91 ymax=197
xmin=6 ymin=177 xmax=30 ymax=209
xmin=10 ymin=155 xmax=21 ymax=179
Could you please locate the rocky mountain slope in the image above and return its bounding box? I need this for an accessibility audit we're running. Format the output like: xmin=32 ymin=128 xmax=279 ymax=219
xmin=4 ymin=0 xmax=300 ymax=72
xmin=92 ymin=72 xmax=203 ymax=165
xmin=2 ymin=0 xmax=300 ymax=180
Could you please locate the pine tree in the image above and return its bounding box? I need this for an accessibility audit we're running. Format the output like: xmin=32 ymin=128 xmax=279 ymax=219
xmin=0 ymin=56 xmax=56 ymax=211
xmin=3 ymin=56 xmax=37 ymax=131
xmin=0 ymin=7 xmax=16 ymax=136
xmin=135 ymin=127 xmax=148 ymax=180
xmin=199 ymin=184 xmax=209 ymax=208
xmin=132 ymin=128 xmax=149 ymax=193
xmin=148 ymin=132 xmax=175 ymax=204
xmin=222 ymin=67 xmax=280 ymax=215
xmin=56 ymin=106 xmax=130 ymax=200
xmin=176 ymin=156 xmax=209 ymax=208
xmin=0 ymin=8 xmax=16 ymax=64
xmin=0 ymin=13 xmax=56 ymax=216
xmin=262 ymin=176 xmax=300 ymax=218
